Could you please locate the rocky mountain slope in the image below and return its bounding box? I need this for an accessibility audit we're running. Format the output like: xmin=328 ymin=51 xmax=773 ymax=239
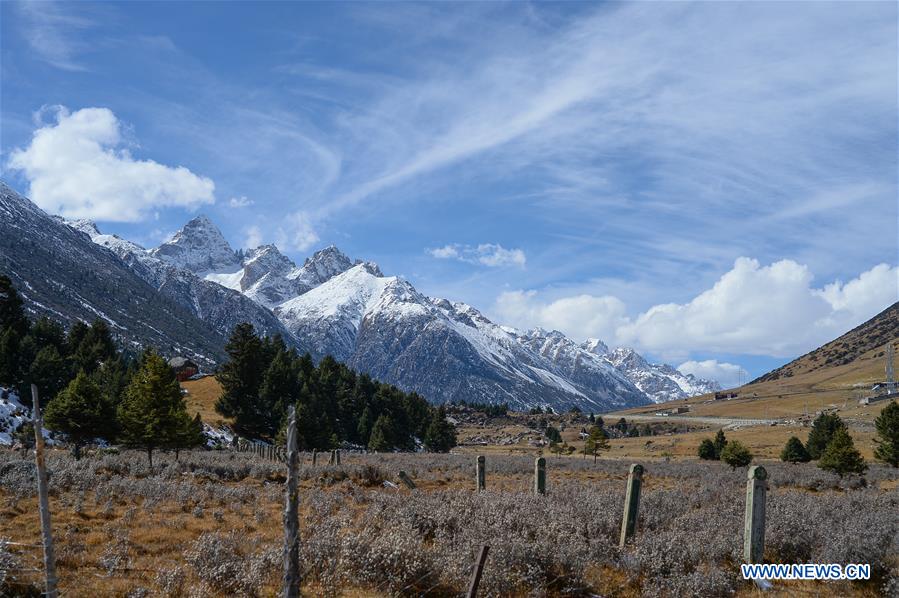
xmin=64 ymin=218 xmax=293 ymax=345
xmin=753 ymin=301 xmax=899 ymax=383
xmin=0 ymin=183 xmax=226 ymax=366
xmin=604 ymin=347 xmax=720 ymax=403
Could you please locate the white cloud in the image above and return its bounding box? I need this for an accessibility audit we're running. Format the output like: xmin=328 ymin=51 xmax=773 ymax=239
xmin=494 ymin=290 xmax=628 ymax=341
xmin=8 ymin=106 xmax=215 ymax=222
xmin=228 ymin=196 xmax=253 ymax=208
xmin=493 ymin=258 xmax=898 ymax=358
xmin=429 ymin=245 xmax=459 ymax=259
xmin=428 ymin=243 xmax=526 ymax=268
xmin=276 ymin=211 xmax=319 ymax=251
xmin=677 ymin=360 xmax=746 ymax=389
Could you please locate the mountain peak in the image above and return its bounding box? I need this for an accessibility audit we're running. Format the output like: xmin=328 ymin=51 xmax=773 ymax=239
xmin=150 ymin=214 xmax=240 ymax=273
xmin=581 ymin=338 xmax=609 ymax=356
xmin=300 ymin=245 xmax=357 ymax=283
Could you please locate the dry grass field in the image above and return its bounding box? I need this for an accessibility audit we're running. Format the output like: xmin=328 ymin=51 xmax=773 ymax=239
xmin=0 ymin=449 xmax=896 ymax=597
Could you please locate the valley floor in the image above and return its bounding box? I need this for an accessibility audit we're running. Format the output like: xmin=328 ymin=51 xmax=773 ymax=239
xmin=0 ymin=449 xmax=896 ymax=597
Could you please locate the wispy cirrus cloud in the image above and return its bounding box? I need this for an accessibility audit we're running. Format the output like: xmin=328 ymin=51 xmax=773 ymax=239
xmin=15 ymin=0 xmax=95 ymax=71
xmin=429 ymin=243 xmax=526 ymax=268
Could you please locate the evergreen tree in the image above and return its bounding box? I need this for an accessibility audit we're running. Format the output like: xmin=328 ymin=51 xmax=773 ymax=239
xmin=698 ymin=438 xmax=718 ymax=460
xmin=0 ymin=327 xmax=23 ymax=388
xmin=545 ymin=425 xmax=562 ymax=444
xmin=588 ymin=413 xmax=595 ymax=423
xmin=118 ymin=351 xmax=188 ymax=466
xmin=43 ymin=371 xmax=108 ymax=459
xmin=873 ymin=401 xmax=899 ymax=467
xmin=780 ymin=436 xmax=811 ymax=463
xmin=423 ymin=406 xmax=457 ymax=452
xmin=28 ymin=317 xmax=66 ymax=354
xmin=713 ymin=429 xmax=727 ymax=458
xmin=584 ymin=425 xmax=609 ymax=463
xmin=720 ymin=440 xmax=752 ymax=469
xmin=0 ymin=275 xmax=28 ymax=336
xmin=806 ymin=412 xmax=846 ymax=459
xmin=171 ymin=413 xmax=206 ymax=459
xmin=27 ymin=346 xmax=69 ymax=405
xmin=368 ymin=414 xmax=396 ymax=452
xmin=215 ymin=323 xmax=267 ymax=437
xmin=70 ymin=320 xmax=117 ymax=375
xmin=818 ymin=428 xmax=867 ymax=477
xmin=257 ymin=347 xmax=299 ymax=438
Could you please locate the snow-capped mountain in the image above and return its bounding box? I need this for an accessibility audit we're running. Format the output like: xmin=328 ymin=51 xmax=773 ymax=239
xmin=0 ymin=183 xmax=227 ymax=366
xmin=604 ymin=347 xmax=721 ymax=403
xmin=65 ymin=218 xmax=293 ymax=345
xmin=150 ymin=215 xmax=241 ymax=273
xmin=3 ymin=183 xmax=717 ymax=410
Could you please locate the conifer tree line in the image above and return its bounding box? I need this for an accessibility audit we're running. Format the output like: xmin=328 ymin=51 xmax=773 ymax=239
xmin=0 ymin=275 xmax=203 ymax=463
xmin=214 ymin=323 xmax=457 ymax=452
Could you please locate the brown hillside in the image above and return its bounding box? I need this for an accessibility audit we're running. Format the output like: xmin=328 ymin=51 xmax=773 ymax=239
xmin=753 ymin=301 xmax=898 ymax=383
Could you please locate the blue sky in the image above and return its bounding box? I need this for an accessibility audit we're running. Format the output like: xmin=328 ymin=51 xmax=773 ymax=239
xmin=2 ymin=1 xmax=897 ymax=385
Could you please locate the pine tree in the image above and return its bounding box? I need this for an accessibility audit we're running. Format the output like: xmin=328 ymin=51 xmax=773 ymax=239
xmin=171 ymin=413 xmax=206 ymax=459
xmin=0 ymin=327 xmax=23 ymax=389
xmin=584 ymin=425 xmax=609 ymax=463
xmin=70 ymin=320 xmax=117 ymax=375
xmin=215 ymin=323 xmax=267 ymax=437
xmin=423 ymin=406 xmax=457 ymax=452
xmin=818 ymin=428 xmax=867 ymax=477
xmin=545 ymin=425 xmax=562 ymax=444
xmin=0 ymin=275 xmax=28 ymax=337
xmin=720 ymin=440 xmax=752 ymax=469
xmin=698 ymin=438 xmax=718 ymax=460
xmin=118 ymin=351 xmax=188 ymax=466
xmin=257 ymin=347 xmax=299 ymax=439
xmin=806 ymin=412 xmax=846 ymax=459
xmin=873 ymin=401 xmax=899 ymax=467
xmin=368 ymin=414 xmax=396 ymax=452
xmin=43 ymin=371 xmax=108 ymax=459
xmin=713 ymin=429 xmax=727 ymax=458
xmin=27 ymin=346 xmax=69 ymax=405
xmin=780 ymin=436 xmax=811 ymax=463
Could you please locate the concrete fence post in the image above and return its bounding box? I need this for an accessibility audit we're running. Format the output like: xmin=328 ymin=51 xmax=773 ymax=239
xmin=744 ymin=465 xmax=767 ymax=564
xmin=534 ymin=457 xmax=546 ymax=495
xmin=312 ymin=449 xmax=317 ymax=466
xmin=335 ymin=449 xmax=341 ymax=465
xmin=31 ymin=385 xmax=58 ymax=598
xmin=476 ymin=455 xmax=486 ymax=492
xmin=619 ymin=463 xmax=644 ymax=548
xmin=398 ymin=470 xmax=417 ymax=490
xmin=282 ymin=406 xmax=300 ymax=597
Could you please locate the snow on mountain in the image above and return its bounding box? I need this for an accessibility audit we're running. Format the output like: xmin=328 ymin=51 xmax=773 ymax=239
xmin=604 ymin=347 xmax=720 ymax=403
xmin=60 ymin=216 xmax=293 ymax=344
xmin=20 ymin=199 xmax=714 ymax=411
xmin=1 ymin=182 xmax=228 ymax=366
xmin=150 ymin=215 xmax=241 ymax=273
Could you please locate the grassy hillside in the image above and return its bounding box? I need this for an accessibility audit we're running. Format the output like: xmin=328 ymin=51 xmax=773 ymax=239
xmin=181 ymin=376 xmax=231 ymax=427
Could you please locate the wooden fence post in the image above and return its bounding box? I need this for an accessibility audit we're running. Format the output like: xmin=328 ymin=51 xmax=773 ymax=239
xmin=398 ymin=470 xmax=416 ymax=490
xmin=312 ymin=449 xmax=317 ymax=466
xmin=743 ymin=465 xmax=767 ymax=564
xmin=282 ymin=405 xmax=300 ymax=597
xmin=534 ymin=457 xmax=546 ymax=495
xmin=335 ymin=449 xmax=340 ymax=465
xmin=619 ymin=463 xmax=644 ymax=548
xmin=466 ymin=544 xmax=490 ymax=598
xmin=476 ymin=455 xmax=486 ymax=492
xmin=31 ymin=385 xmax=58 ymax=598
